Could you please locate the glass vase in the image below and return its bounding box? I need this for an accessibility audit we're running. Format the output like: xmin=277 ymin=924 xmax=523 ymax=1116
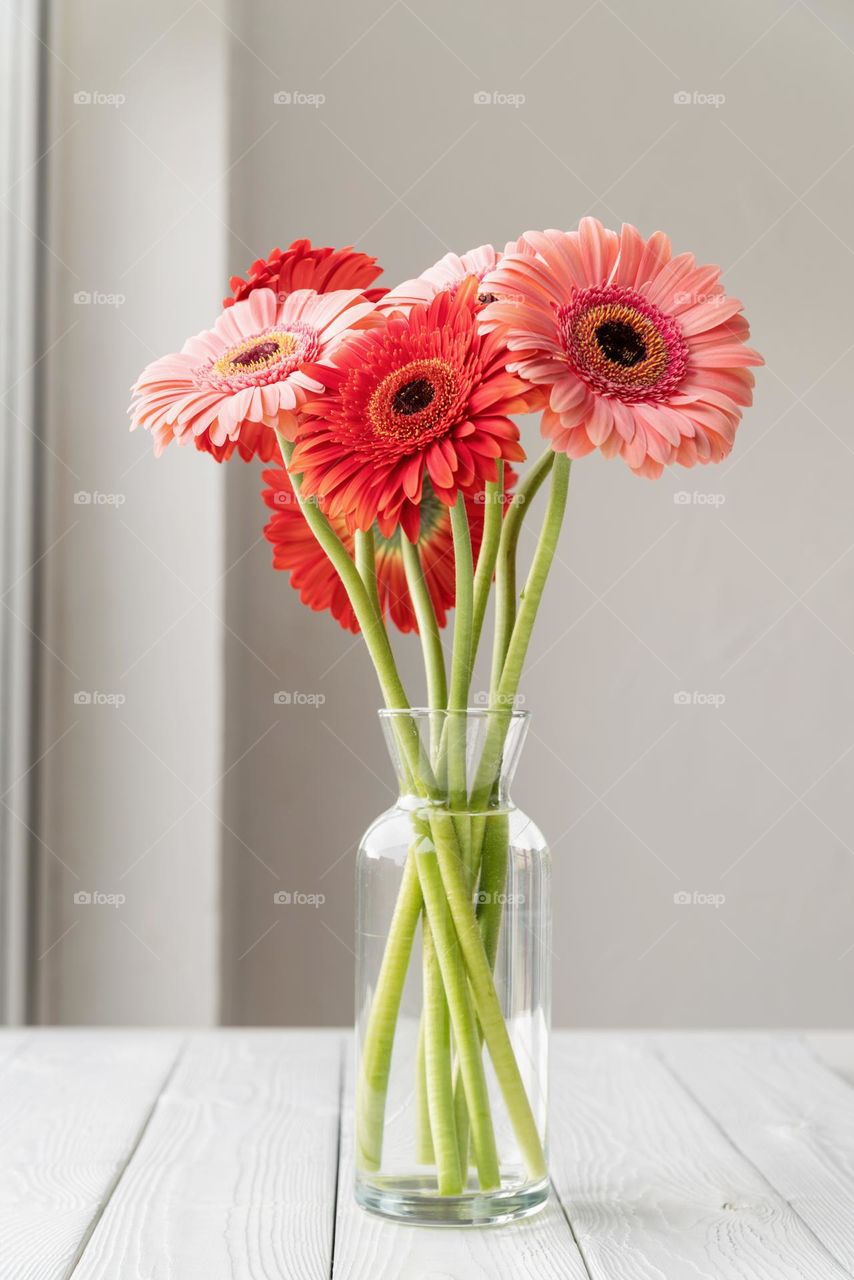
xmin=354 ymin=708 xmax=551 ymax=1226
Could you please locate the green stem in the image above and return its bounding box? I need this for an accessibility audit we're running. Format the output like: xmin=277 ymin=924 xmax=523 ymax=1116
xmin=470 ymin=464 xmax=504 ymax=680
xmin=356 ymin=853 xmax=423 ymax=1171
xmin=422 ymin=919 xmax=463 ymax=1193
xmin=474 ymin=454 xmax=571 ymax=810
xmin=490 ymin=450 xmax=555 ymax=703
xmin=429 ymin=811 xmax=546 ymax=1181
xmin=276 ymin=433 xmax=409 ymax=715
xmin=448 ymin=494 xmax=474 ymax=715
xmin=401 ymin=537 xmax=448 ymax=715
xmin=414 ymin=828 xmax=500 ymax=1190
xmin=415 ymin=1011 xmax=435 ymax=1164
xmin=355 ymin=527 xmax=382 ymax=620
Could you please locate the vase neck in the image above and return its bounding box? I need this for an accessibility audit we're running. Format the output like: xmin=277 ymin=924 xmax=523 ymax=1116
xmin=378 ymin=708 xmax=529 ymax=812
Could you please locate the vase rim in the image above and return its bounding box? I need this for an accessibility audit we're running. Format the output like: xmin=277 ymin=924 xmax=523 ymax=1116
xmin=378 ymin=705 xmax=530 ymax=722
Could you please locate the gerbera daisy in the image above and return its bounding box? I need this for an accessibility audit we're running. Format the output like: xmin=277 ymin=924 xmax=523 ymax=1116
xmin=128 ymin=287 xmax=376 ymax=463
xmin=262 ymin=466 xmax=516 ymax=634
xmin=290 ymin=277 xmax=529 ymax=541
xmin=479 ymin=218 xmax=762 ymax=478
xmin=226 ymin=238 xmax=386 ymax=308
xmin=379 ymin=239 xmax=532 ymax=314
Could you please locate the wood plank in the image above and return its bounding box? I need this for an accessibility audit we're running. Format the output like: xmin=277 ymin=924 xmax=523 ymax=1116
xmin=806 ymin=1032 xmax=854 ymax=1086
xmin=72 ymin=1030 xmax=342 ymax=1280
xmin=658 ymin=1033 xmax=854 ymax=1274
xmin=331 ymin=1050 xmax=590 ymax=1280
xmin=549 ymin=1032 xmax=851 ymax=1280
xmin=0 ymin=1029 xmax=181 ymax=1280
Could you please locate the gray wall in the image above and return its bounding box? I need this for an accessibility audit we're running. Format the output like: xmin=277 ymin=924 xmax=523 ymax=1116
xmin=31 ymin=0 xmax=854 ymax=1027
xmin=35 ymin=1 xmax=229 ymax=1022
xmin=220 ymin=0 xmax=854 ymax=1027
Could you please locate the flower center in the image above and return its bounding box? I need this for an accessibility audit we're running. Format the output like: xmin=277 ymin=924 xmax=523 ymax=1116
xmin=594 ymin=320 xmax=647 ymax=367
xmin=229 ymin=339 xmax=285 ymax=368
xmin=558 ymin=286 xmax=689 ymax=403
xmin=195 ymin=324 xmax=318 ymax=392
xmin=392 ymin=377 xmax=436 ymax=416
xmin=368 ymin=358 xmax=459 ymax=442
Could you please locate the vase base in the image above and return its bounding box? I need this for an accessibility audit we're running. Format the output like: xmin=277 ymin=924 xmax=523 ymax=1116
xmin=354 ymin=1174 xmax=550 ymax=1226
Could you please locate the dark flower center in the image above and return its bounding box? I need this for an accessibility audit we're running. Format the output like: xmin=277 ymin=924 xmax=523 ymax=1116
xmin=392 ymin=377 xmax=436 ymax=416
xmin=595 ymin=320 xmax=647 ymax=367
xmin=231 ymin=340 xmax=281 ymax=367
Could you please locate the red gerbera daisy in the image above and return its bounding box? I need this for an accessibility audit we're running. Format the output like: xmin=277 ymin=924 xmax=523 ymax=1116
xmin=225 ymin=238 xmax=386 ymax=309
xmin=290 ymin=277 xmax=530 ymax=542
xmin=262 ymin=465 xmax=516 ymax=634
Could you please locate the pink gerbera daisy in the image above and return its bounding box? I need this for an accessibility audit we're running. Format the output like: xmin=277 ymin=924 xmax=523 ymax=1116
xmin=379 ymin=239 xmax=531 ymax=314
xmin=291 ymin=277 xmax=529 ymax=541
xmin=128 ymin=287 xmax=376 ymax=462
xmin=480 ymin=218 xmax=763 ymax=478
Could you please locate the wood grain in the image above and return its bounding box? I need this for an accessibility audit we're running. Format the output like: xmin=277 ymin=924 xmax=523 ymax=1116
xmin=4 ymin=1029 xmax=854 ymax=1277
xmin=0 ymin=1029 xmax=181 ymax=1280
xmin=549 ymin=1033 xmax=852 ymax=1280
xmin=70 ymin=1030 xmax=342 ymax=1280
xmin=658 ymin=1032 xmax=854 ymax=1274
xmin=331 ymin=1050 xmax=590 ymax=1280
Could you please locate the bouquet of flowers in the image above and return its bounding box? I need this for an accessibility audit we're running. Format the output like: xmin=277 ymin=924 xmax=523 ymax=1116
xmin=130 ymin=221 xmax=760 ymax=1216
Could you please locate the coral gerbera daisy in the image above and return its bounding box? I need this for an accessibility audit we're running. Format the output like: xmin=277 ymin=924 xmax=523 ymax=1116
xmin=128 ymin=287 xmax=376 ymax=463
xmin=378 ymin=240 xmax=531 ymax=314
xmin=290 ymin=277 xmax=529 ymax=541
xmin=226 ymin=238 xmax=386 ymax=308
xmin=479 ymin=218 xmax=763 ymax=478
xmin=262 ymin=466 xmax=516 ymax=634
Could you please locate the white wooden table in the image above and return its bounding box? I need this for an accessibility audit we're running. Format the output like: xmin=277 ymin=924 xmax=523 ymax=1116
xmin=3 ymin=1030 xmax=854 ymax=1279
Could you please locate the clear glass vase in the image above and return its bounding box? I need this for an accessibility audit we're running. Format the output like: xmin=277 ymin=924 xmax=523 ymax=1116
xmin=354 ymin=708 xmax=551 ymax=1226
